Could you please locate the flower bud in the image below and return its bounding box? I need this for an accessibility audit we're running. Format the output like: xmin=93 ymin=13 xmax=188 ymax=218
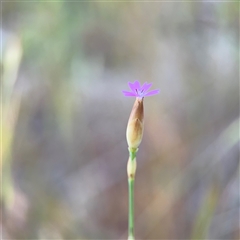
xmin=126 ymin=97 xmax=144 ymax=149
xmin=127 ymin=157 xmax=137 ymax=179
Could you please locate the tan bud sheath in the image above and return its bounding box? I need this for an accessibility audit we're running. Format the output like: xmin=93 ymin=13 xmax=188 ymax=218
xmin=126 ymin=98 xmax=144 ymax=149
xmin=127 ymin=157 xmax=137 ymax=179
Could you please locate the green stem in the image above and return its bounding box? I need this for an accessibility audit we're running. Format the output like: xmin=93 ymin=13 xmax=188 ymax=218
xmin=128 ymin=148 xmax=137 ymax=240
xmin=128 ymin=178 xmax=135 ymax=240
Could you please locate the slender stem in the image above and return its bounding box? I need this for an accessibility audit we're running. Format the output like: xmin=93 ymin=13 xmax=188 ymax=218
xmin=128 ymin=178 xmax=135 ymax=240
xmin=128 ymin=148 xmax=137 ymax=240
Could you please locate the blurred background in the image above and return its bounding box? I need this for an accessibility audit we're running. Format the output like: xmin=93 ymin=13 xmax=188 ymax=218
xmin=1 ymin=1 xmax=239 ymax=239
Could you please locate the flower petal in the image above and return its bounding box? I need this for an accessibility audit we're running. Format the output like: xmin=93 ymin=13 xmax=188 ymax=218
xmin=144 ymin=89 xmax=160 ymax=96
xmin=141 ymin=82 xmax=152 ymax=93
xmin=128 ymin=82 xmax=137 ymax=92
xmin=133 ymin=80 xmax=141 ymax=90
xmin=122 ymin=90 xmax=137 ymax=97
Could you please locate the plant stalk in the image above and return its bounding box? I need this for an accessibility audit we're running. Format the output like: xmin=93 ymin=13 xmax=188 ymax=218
xmin=128 ymin=148 xmax=137 ymax=240
xmin=128 ymin=177 xmax=135 ymax=240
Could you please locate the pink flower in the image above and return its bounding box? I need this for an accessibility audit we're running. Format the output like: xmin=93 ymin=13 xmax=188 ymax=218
xmin=122 ymin=81 xmax=159 ymax=98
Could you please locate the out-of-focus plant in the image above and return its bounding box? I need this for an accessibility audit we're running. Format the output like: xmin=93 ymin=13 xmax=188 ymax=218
xmin=1 ymin=35 xmax=22 ymax=209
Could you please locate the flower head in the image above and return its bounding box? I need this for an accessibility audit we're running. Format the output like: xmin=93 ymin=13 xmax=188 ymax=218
xmin=122 ymin=80 xmax=159 ymax=98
